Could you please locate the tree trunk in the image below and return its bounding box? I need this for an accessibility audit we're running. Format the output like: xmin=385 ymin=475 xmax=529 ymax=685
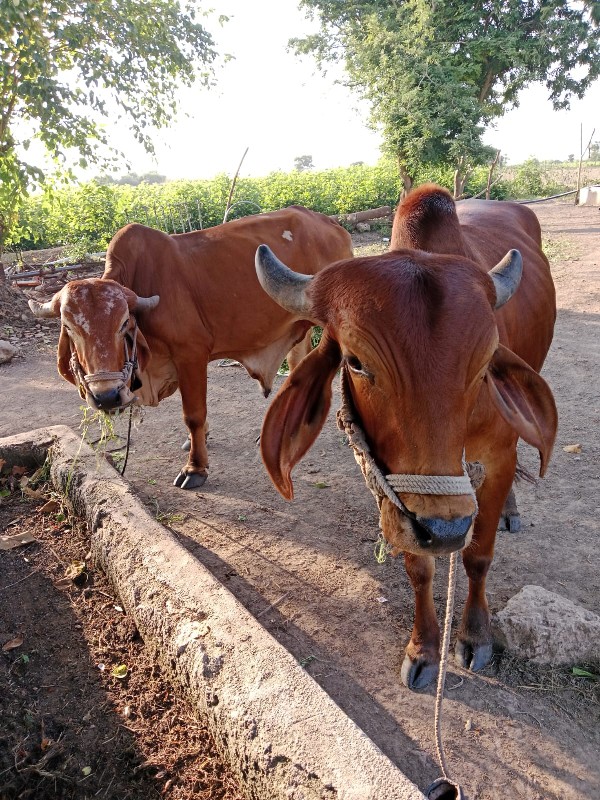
xmin=486 ymin=150 xmax=501 ymax=199
xmin=398 ymin=156 xmax=413 ymax=200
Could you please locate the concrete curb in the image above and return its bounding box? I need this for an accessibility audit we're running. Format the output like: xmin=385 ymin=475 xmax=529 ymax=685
xmin=0 ymin=426 xmax=425 ymax=800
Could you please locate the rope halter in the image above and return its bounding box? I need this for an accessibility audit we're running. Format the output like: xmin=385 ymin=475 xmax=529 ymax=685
xmin=336 ymin=366 xmax=485 ymax=546
xmin=69 ymin=321 xmax=141 ymax=411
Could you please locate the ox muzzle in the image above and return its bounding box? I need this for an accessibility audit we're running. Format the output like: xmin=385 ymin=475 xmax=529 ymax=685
xmin=70 ymin=323 xmax=142 ymax=412
xmin=337 ymin=366 xmax=485 ymax=556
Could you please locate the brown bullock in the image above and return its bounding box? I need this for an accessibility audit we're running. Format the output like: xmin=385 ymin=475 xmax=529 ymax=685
xmin=28 ymin=207 xmax=352 ymax=488
xmin=255 ymin=185 xmax=557 ymax=689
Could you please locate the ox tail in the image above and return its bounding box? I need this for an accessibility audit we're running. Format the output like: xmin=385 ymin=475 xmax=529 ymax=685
xmin=390 ymin=183 xmax=465 ymax=255
xmin=514 ymin=460 xmax=536 ymax=485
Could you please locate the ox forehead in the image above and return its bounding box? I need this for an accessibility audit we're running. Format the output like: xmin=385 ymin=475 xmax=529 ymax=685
xmin=256 ymin=184 xmax=557 ymax=690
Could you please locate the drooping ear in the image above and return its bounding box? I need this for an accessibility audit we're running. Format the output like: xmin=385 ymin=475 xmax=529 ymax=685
xmin=57 ymin=326 xmax=78 ymax=388
xmin=485 ymin=344 xmax=558 ymax=476
xmin=130 ymin=322 xmax=151 ymax=389
xmin=261 ymin=333 xmax=341 ymax=500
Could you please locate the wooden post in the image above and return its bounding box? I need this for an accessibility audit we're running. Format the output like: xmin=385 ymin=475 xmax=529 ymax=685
xmin=575 ymin=124 xmax=595 ymax=205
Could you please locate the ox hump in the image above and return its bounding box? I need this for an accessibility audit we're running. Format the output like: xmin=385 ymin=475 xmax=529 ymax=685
xmin=390 ymin=184 xmax=465 ymax=254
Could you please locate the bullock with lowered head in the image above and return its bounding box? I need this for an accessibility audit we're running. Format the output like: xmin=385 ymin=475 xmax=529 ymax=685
xmin=255 ymin=184 xmax=557 ymax=689
xmin=28 ymin=207 xmax=353 ymax=489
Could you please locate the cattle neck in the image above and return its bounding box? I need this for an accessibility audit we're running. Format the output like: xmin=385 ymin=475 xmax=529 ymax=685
xmin=69 ymin=320 xmax=141 ymax=411
xmin=336 ymin=365 xmax=485 ymax=530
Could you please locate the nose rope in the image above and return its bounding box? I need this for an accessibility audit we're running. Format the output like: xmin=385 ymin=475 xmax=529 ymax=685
xmin=337 ymin=366 xmax=473 ymax=800
xmin=69 ymin=322 xmax=140 ymax=407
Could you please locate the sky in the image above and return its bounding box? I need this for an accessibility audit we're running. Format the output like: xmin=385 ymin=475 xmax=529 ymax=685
xmin=92 ymin=0 xmax=600 ymax=179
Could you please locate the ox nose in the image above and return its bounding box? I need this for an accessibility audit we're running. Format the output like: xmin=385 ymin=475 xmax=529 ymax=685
xmin=90 ymin=388 xmax=122 ymax=411
xmin=412 ymin=514 xmax=473 ymax=553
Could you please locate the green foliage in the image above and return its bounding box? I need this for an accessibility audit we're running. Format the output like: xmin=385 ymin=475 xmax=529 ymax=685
xmin=11 ymin=162 xmax=403 ymax=250
xmin=9 ymin=156 xmax=593 ymax=252
xmin=0 ymin=0 xmax=218 ymax=245
xmin=293 ymin=1 xmax=600 ymax=187
xmin=509 ymin=159 xmax=569 ymax=199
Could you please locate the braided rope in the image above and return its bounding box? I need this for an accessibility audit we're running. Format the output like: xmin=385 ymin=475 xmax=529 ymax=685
xmin=387 ymin=472 xmax=474 ymax=496
xmin=337 ymin=368 xmax=469 ymax=798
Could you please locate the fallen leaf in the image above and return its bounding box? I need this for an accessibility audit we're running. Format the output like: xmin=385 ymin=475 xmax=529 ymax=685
xmin=40 ymin=499 xmax=60 ymax=514
xmin=111 ymin=664 xmax=128 ymax=679
xmin=2 ymin=635 xmax=24 ymax=652
xmin=22 ymin=485 xmax=45 ymax=500
xmin=0 ymin=458 xmax=6 ymax=472
xmin=81 ymin=766 xmax=92 ymax=777
xmin=64 ymin=560 xmax=86 ymax=581
xmin=54 ymin=578 xmax=73 ymax=589
xmin=572 ymin=666 xmax=599 ymax=679
xmin=313 ymin=481 xmax=330 ymax=489
xmin=11 ymin=465 xmax=26 ymax=477
xmin=0 ymin=531 xmax=36 ymax=550
xmin=563 ymin=443 xmax=582 ymax=453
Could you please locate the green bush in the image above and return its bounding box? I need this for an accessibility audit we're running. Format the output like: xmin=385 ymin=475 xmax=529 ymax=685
xmin=8 ymin=162 xmax=402 ymax=251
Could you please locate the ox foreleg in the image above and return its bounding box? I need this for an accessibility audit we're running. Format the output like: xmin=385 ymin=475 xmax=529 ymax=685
xmin=173 ymin=359 xmax=210 ymax=490
xmin=401 ymin=552 xmax=441 ymax=690
xmin=457 ymin=470 xmax=514 ymax=671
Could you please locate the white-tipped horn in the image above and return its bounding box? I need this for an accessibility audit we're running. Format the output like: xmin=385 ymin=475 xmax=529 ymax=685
xmin=28 ymin=298 xmax=60 ymax=318
xmin=255 ymin=244 xmax=313 ymax=316
xmin=489 ymin=249 xmax=523 ymax=309
xmin=133 ymin=294 xmax=160 ymax=311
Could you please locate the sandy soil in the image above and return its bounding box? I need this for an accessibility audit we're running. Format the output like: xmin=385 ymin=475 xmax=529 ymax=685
xmin=1 ymin=201 xmax=599 ymax=800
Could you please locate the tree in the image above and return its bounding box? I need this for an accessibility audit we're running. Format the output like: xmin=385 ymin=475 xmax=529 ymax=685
xmin=0 ymin=0 xmax=219 ymax=245
xmin=590 ymin=141 xmax=600 ymax=161
xmin=294 ymin=154 xmax=315 ymax=171
xmin=292 ymin=1 xmax=600 ymax=195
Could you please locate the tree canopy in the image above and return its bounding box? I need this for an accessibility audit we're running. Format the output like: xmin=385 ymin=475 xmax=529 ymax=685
xmin=292 ymin=0 xmax=600 ymax=193
xmin=0 ymin=0 xmax=219 ymax=243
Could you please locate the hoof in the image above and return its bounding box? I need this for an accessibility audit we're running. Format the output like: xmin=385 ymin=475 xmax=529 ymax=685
xmin=401 ymin=654 xmax=439 ymax=690
xmin=498 ymin=512 xmax=521 ymax=532
xmin=506 ymin=513 xmax=521 ymax=533
xmin=425 ymin=777 xmax=465 ymax=800
xmin=455 ymin=640 xmax=493 ymax=672
xmin=173 ymin=471 xmax=207 ymax=490
xmin=181 ymin=438 xmax=191 ymax=452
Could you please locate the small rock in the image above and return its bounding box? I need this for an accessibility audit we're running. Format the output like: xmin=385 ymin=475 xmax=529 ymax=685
xmin=0 ymin=340 xmax=17 ymax=363
xmin=495 ymin=585 xmax=600 ymax=665
xmin=355 ymin=222 xmax=371 ymax=232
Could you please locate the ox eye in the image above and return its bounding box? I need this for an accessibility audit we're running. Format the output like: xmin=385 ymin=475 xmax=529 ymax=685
xmin=120 ymin=317 xmax=130 ymax=332
xmin=345 ymin=354 xmax=372 ymax=379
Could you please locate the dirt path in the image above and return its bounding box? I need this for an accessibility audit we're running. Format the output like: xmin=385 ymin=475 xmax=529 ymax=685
xmin=1 ymin=202 xmax=599 ymax=800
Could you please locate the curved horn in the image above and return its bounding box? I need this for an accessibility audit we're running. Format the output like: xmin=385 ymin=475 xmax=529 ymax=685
xmin=133 ymin=294 xmax=160 ymax=311
xmin=489 ymin=249 xmax=523 ymax=309
xmin=28 ymin=296 xmax=61 ymax=318
xmin=255 ymin=244 xmax=313 ymax=316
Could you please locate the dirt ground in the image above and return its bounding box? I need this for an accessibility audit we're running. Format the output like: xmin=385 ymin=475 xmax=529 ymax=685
xmin=0 ymin=479 xmax=245 ymax=799
xmin=1 ymin=201 xmax=600 ymax=800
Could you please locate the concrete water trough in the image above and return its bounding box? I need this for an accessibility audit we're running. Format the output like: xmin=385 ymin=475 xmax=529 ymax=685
xmin=0 ymin=426 xmax=425 ymax=800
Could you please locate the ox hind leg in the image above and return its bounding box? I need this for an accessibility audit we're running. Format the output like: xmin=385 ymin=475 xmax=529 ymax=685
xmin=457 ymin=467 xmax=515 ymax=671
xmin=173 ymin=357 xmax=210 ymax=490
xmin=498 ymin=485 xmax=521 ymax=532
xmin=401 ymin=552 xmax=440 ymax=690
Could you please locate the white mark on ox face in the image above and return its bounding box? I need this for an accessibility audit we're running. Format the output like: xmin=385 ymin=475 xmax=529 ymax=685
xmin=282 ymin=230 xmax=293 ymax=241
